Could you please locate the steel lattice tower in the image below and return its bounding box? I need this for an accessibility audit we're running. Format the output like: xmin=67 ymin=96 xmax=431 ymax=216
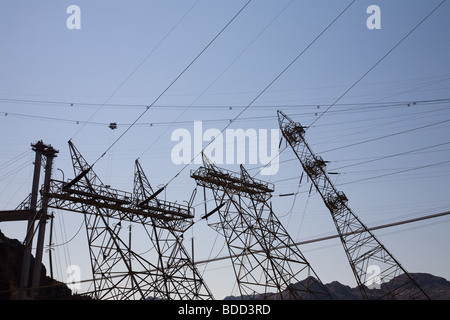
xmin=133 ymin=159 xmax=213 ymax=300
xmin=44 ymin=141 xmax=213 ymax=300
xmin=191 ymin=155 xmax=331 ymax=300
xmin=278 ymin=110 xmax=430 ymax=300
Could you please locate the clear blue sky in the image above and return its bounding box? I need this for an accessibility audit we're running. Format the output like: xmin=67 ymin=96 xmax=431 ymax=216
xmin=1 ymin=0 xmax=449 ymax=299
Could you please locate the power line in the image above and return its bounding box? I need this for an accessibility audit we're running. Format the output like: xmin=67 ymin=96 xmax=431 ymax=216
xmin=1 ymin=97 xmax=448 ymax=128
xmin=248 ymin=0 xmax=446 ymax=184
xmin=89 ymin=0 xmax=253 ymax=168
xmin=307 ymin=0 xmax=447 ymax=129
xmin=137 ymin=0 xmax=296 ymax=159
xmin=330 ymin=141 xmax=450 ymax=171
xmin=69 ymin=0 xmax=202 ymax=140
xmin=163 ymin=0 xmax=358 ymax=188
xmin=247 ymin=117 xmax=450 ymax=177
xmin=319 ymin=118 xmax=450 ymax=154
xmin=0 ymin=111 xmax=105 ymax=126
xmin=1 ymin=93 xmax=449 ymax=110
xmin=192 ymin=210 xmax=450 ymax=266
xmin=338 ymin=159 xmax=450 ymax=186
xmin=0 ymin=149 xmax=29 ymax=171
xmin=0 ymin=160 xmax=30 ymax=181
xmin=270 ymin=149 xmax=450 ymax=189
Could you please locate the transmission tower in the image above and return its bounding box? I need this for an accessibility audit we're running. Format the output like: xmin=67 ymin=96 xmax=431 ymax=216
xmin=44 ymin=141 xmax=213 ymax=300
xmin=133 ymin=159 xmax=213 ymax=300
xmin=191 ymin=154 xmax=331 ymax=300
xmin=277 ymin=110 xmax=430 ymax=300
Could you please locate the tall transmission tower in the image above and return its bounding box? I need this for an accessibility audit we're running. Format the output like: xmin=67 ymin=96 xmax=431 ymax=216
xmin=191 ymin=154 xmax=331 ymax=300
xmin=277 ymin=110 xmax=430 ymax=300
xmin=44 ymin=141 xmax=213 ymax=300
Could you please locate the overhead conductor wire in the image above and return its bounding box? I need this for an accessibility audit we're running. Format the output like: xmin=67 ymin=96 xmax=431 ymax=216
xmin=84 ymin=0 xmax=253 ymax=171
xmin=253 ymin=0 xmax=447 ymax=179
xmin=69 ymin=0 xmax=201 ymax=141
xmin=307 ymin=0 xmax=447 ymax=130
xmin=164 ymin=0 xmax=358 ymax=188
xmin=137 ymin=0 xmax=296 ymax=160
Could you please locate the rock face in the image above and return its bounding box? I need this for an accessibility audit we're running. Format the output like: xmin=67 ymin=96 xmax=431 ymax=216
xmin=324 ymin=273 xmax=450 ymax=300
xmin=225 ymin=273 xmax=450 ymax=300
xmin=402 ymin=273 xmax=450 ymax=300
xmin=0 ymin=229 xmax=72 ymax=300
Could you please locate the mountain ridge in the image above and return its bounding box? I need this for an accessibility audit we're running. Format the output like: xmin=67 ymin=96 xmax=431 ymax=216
xmin=225 ymin=273 xmax=450 ymax=300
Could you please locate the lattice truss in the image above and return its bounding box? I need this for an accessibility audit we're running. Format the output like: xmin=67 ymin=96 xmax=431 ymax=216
xmin=43 ymin=141 xmax=213 ymax=300
xmin=191 ymin=155 xmax=331 ymax=300
xmin=278 ymin=110 xmax=430 ymax=300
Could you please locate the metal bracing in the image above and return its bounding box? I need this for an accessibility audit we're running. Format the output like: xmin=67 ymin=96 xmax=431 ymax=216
xmin=133 ymin=159 xmax=213 ymax=300
xmin=191 ymin=155 xmax=331 ymax=300
xmin=41 ymin=141 xmax=213 ymax=300
xmin=278 ymin=110 xmax=430 ymax=300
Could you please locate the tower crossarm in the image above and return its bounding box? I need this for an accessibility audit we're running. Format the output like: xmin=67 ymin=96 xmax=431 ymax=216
xmin=44 ymin=179 xmax=193 ymax=231
xmin=190 ymin=166 xmax=274 ymax=200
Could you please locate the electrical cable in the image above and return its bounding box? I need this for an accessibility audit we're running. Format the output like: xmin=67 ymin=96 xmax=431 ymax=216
xmin=319 ymin=117 xmax=450 ymax=154
xmin=50 ymin=217 xmax=85 ymax=248
xmin=338 ymin=159 xmax=450 ymax=186
xmin=218 ymin=0 xmax=447 ymax=188
xmin=272 ymin=157 xmax=450 ymax=191
xmin=1 ymin=97 xmax=448 ymax=128
xmin=88 ymin=0 xmax=253 ymax=169
xmin=330 ymin=141 xmax=450 ymax=171
xmin=137 ymin=0 xmax=295 ymax=159
xmin=295 ymin=191 xmax=311 ymax=242
xmin=69 ymin=0 xmax=202 ymax=140
xmin=1 ymin=95 xmax=449 ymax=111
xmin=307 ymin=0 xmax=447 ymax=130
xmin=277 ymin=174 xmax=302 ymax=219
xmin=0 ymin=149 xmax=29 ymax=171
xmin=163 ymin=0 xmax=357 ymax=188
xmin=0 ymin=160 xmax=31 ymax=181
xmin=190 ymin=209 xmax=450 ymax=266
xmin=249 ymin=117 xmax=450 ymax=177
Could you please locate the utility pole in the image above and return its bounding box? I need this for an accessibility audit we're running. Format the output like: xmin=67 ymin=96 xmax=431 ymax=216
xmin=18 ymin=141 xmax=46 ymax=299
xmin=31 ymin=145 xmax=58 ymax=298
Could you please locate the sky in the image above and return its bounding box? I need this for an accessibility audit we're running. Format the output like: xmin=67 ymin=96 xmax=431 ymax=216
xmin=0 ymin=0 xmax=450 ymax=300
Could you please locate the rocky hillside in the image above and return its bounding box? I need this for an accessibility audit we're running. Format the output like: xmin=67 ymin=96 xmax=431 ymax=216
xmin=0 ymin=229 xmax=72 ymax=300
xmin=324 ymin=273 xmax=450 ymax=300
xmin=225 ymin=273 xmax=450 ymax=300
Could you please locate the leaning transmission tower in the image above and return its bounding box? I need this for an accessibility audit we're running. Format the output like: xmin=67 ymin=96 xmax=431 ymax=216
xmin=191 ymin=154 xmax=331 ymax=300
xmin=278 ymin=110 xmax=430 ymax=300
